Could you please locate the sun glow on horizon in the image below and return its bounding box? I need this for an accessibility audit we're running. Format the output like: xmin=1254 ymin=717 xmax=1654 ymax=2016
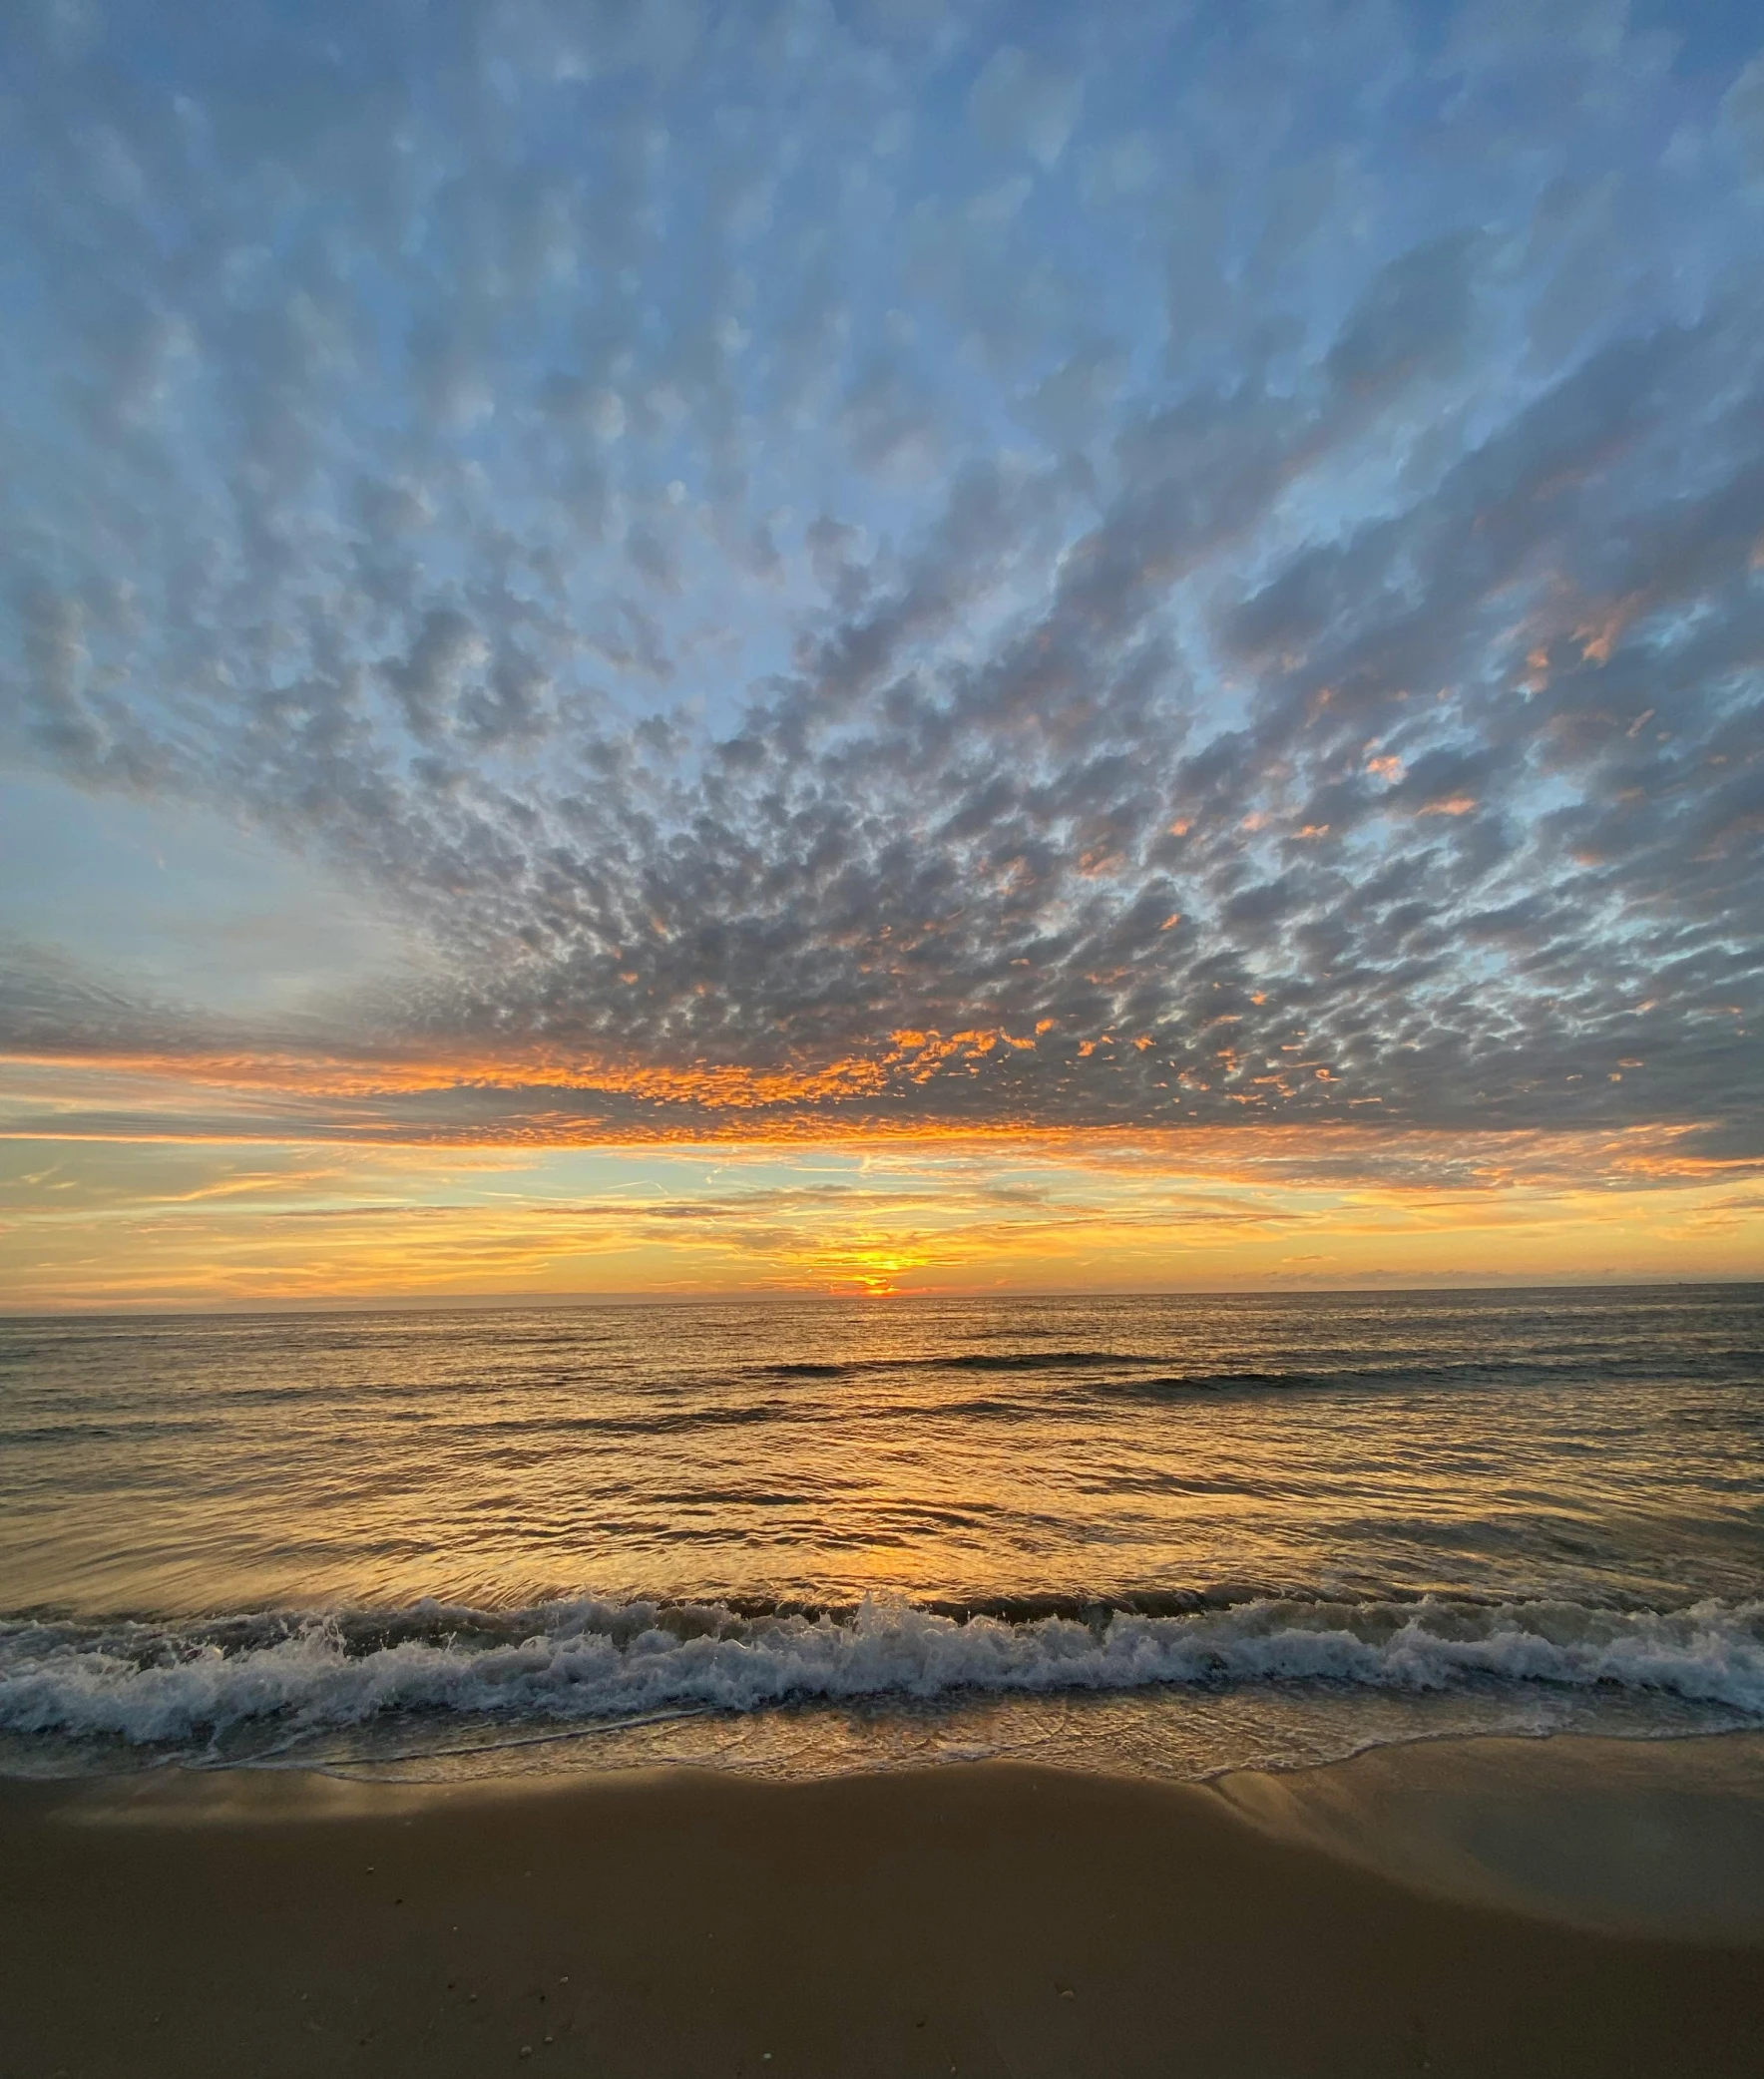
xmin=2 ymin=1120 xmax=1759 ymax=1314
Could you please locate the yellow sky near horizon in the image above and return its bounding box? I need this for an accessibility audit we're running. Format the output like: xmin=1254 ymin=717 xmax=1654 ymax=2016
xmin=3 ymin=1121 xmax=1759 ymax=1311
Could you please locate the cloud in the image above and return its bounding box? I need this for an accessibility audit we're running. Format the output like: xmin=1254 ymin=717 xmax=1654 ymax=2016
xmin=969 ymin=45 xmax=1082 ymax=171
xmin=0 ymin=0 xmax=1760 ymax=1168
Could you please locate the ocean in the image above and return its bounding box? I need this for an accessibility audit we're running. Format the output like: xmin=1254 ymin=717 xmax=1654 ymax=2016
xmin=2 ymin=1285 xmax=1761 ymax=1786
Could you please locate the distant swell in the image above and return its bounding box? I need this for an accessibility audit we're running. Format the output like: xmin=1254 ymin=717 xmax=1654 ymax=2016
xmin=943 ymin=1351 xmax=1136 ymax=1372
xmin=758 ymin=1349 xmax=1764 ymax=1399
xmin=2 ymin=1593 xmax=1760 ymax=1754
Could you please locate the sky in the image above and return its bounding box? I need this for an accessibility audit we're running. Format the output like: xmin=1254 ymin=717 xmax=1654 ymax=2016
xmin=2 ymin=0 xmax=1763 ymax=1308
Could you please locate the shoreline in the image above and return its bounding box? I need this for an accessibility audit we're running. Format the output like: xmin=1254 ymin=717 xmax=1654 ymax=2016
xmin=4 ymin=1732 xmax=1762 ymax=2077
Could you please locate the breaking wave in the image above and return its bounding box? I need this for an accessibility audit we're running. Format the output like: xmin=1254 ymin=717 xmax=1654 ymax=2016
xmin=3 ymin=1592 xmax=1760 ymax=1757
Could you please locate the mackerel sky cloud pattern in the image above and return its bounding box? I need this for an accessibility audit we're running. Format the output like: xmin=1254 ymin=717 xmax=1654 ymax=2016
xmin=3 ymin=0 xmax=1764 ymax=1163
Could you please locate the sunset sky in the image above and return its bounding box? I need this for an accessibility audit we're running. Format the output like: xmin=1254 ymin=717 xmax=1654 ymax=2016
xmin=3 ymin=0 xmax=1763 ymax=1308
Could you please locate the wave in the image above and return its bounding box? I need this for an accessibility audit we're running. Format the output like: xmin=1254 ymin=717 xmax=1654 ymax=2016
xmin=2 ymin=1593 xmax=1760 ymax=1754
xmin=753 ymin=1349 xmax=1763 ymax=1396
xmin=763 ymin=1351 xmax=1159 ymax=1379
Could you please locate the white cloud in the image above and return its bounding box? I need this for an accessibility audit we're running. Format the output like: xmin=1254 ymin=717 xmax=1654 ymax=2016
xmin=968 ymin=45 xmax=1082 ymax=171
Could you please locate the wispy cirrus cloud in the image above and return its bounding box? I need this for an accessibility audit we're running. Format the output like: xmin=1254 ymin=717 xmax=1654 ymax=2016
xmin=4 ymin=1123 xmax=1759 ymax=1311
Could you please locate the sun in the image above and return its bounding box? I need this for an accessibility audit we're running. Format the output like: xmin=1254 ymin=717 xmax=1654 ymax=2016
xmin=820 ymin=1239 xmax=929 ymax=1297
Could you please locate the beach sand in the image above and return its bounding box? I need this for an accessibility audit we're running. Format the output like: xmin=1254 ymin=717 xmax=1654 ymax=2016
xmin=3 ymin=1734 xmax=1761 ymax=2077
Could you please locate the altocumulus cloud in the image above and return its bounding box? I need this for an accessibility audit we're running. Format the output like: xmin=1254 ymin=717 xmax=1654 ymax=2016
xmin=1 ymin=0 xmax=1762 ymax=1153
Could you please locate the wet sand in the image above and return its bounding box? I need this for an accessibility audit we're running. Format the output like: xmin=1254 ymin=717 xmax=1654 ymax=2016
xmin=3 ymin=1734 xmax=1761 ymax=2078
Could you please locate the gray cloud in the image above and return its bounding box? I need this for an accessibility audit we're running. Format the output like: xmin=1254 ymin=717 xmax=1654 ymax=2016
xmin=0 ymin=2 xmax=1761 ymax=1151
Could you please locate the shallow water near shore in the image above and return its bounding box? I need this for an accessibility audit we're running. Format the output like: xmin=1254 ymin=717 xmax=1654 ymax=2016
xmin=2 ymin=1284 xmax=1761 ymax=1784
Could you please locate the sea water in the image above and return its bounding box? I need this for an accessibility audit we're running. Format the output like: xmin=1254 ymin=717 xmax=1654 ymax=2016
xmin=1 ymin=1286 xmax=1760 ymax=1785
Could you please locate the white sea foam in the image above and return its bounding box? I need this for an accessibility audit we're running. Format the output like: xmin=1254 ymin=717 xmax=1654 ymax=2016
xmin=2 ymin=1595 xmax=1761 ymax=1753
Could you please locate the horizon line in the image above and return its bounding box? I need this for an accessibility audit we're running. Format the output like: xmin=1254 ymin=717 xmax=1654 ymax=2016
xmin=4 ymin=1272 xmax=1760 ymax=1324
